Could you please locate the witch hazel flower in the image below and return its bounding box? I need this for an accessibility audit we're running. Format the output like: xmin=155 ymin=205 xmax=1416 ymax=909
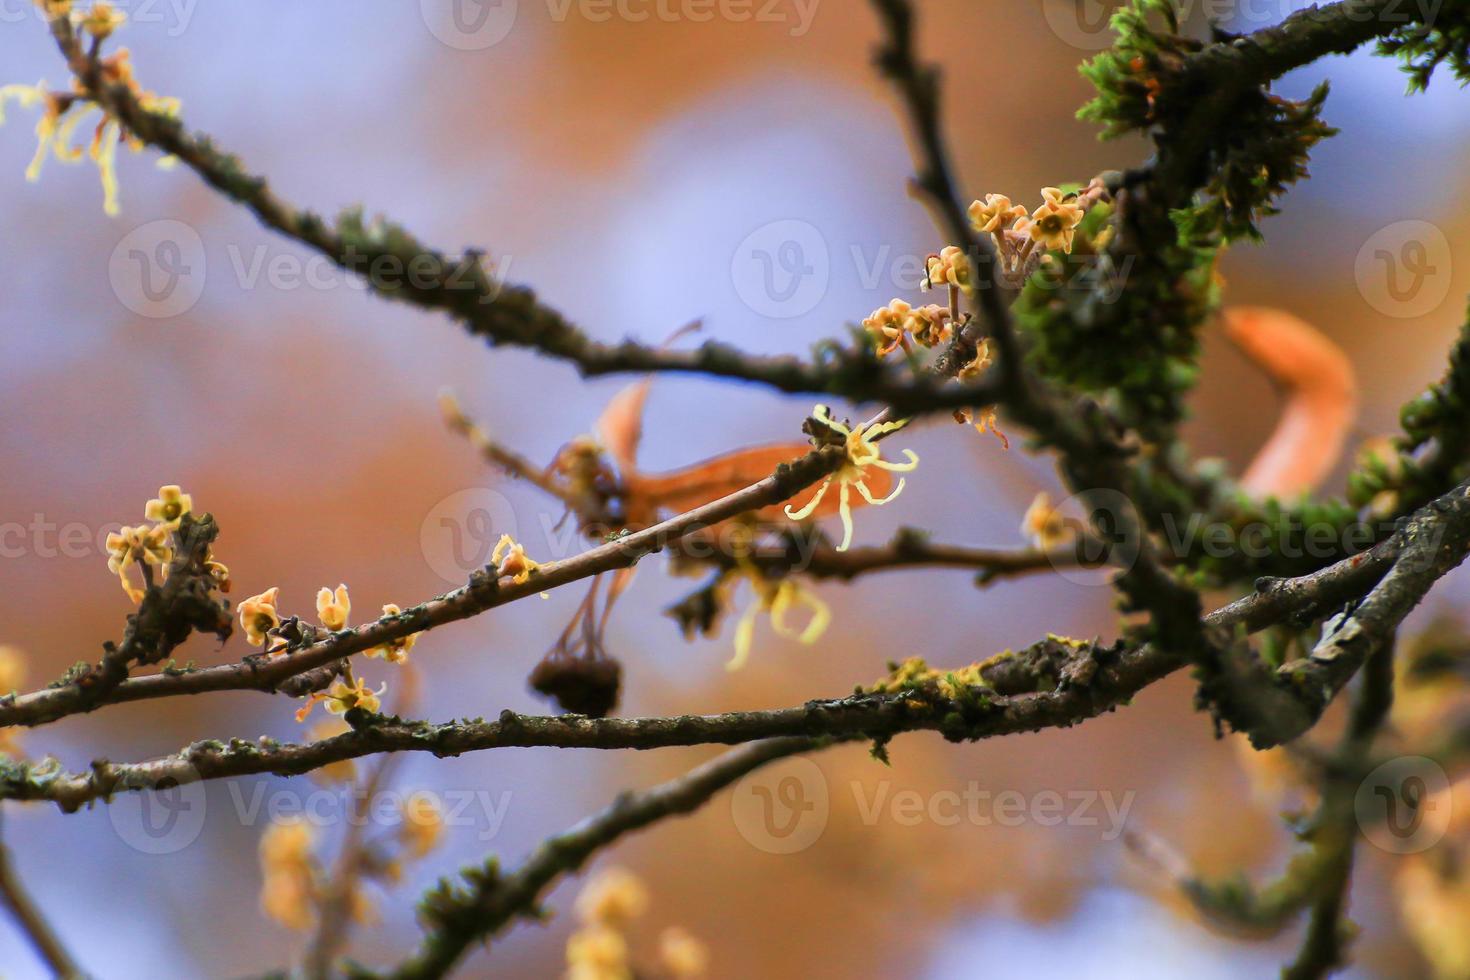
xmin=784 ymin=406 xmax=918 ymax=552
xmin=294 ymin=674 xmax=386 ymax=723
xmin=728 ymin=575 xmax=831 ymax=672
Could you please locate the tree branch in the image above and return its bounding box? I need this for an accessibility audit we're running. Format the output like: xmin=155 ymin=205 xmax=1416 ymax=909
xmin=0 ymin=814 xmax=80 ymax=978
xmin=376 ymin=737 xmax=824 ymax=979
xmin=0 ymin=445 xmax=849 ymax=729
xmin=40 ymin=13 xmax=1002 ymax=418
xmin=14 ymin=474 xmax=1462 ymax=811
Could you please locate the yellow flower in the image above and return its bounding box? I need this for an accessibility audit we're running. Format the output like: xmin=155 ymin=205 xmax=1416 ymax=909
xmin=862 ymin=298 xmax=911 ymax=356
xmin=398 ymin=791 xmax=445 ymax=859
xmin=2 ymin=48 xmax=181 ymax=215
xmin=575 ymin=868 xmax=649 ymax=928
xmin=305 ymin=720 xmax=357 ymax=786
xmin=729 ymin=576 xmax=830 ymax=672
xmin=969 ymin=193 xmax=1027 ymax=235
xmin=104 ymin=522 xmax=172 ymax=602
xmin=259 ymin=818 xmax=317 ymax=931
xmin=1021 ymin=492 xmax=1070 ymax=550
xmin=784 ymin=406 xmax=918 ymax=552
xmin=924 ymin=245 xmax=972 ymax=293
xmin=492 ymin=534 xmax=541 ymax=585
xmin=261 ymin=872 xmax=314 ymax=931
xmin=315 ymin=584 xmax=351 ymax=631
xmin=566 ymin=925 xmax=631 ymax=980
xmin=659 ymin=926 xmax=710 ymax=979
xmin=903 ymin=303 xmax=953 ymax=349
xmin=294 ymin=675 xmax=386 ymax=723
xmin=80 ymin=2 xmax=126 ymax=39
xmin=0 ymin=646 xmax=25 ymax=694
xmin=238 ymin=587 xmax=282 ymax=648
xmin=260 ymin=818 xmax=316 ymax=868
xmin=1029 ymin=187 xmax=1084 ymax=254
xmin=366 ymin=604 xmax=421 ymax=664
xmin=143 ymin=484 xmax=192 ymax=526
xmin=0 ymin=82 xmax=53 ymax=181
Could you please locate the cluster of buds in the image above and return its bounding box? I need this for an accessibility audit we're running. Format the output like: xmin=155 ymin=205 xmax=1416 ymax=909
xmin=566 ymin=868 xmax=709 ymax=979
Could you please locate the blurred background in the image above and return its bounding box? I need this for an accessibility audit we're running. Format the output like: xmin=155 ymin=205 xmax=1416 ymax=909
xmin=0 ymin=0 xmax=1467 ymax=976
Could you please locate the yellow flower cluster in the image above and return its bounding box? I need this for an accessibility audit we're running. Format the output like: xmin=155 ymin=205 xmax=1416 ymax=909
xmin=964 ymin=185 xmax=1102 ymax=289
xmin=238 ymin=582 xmax=422 ymax=721
xmin=0 ymin=37 xmax=181 ymax=216
xmin=259 ymin=819 xmax=319 ymax=931
xmin=398 ymin=791 xmax=445 ymax=859
xmin=257 ymin=791 xmax=445 ymax=931
xmin=969 ymin=186 xmax=1085 ymax=257
xmin=103 ymin=484 xmax=216 ymax=603
xmin=861 ymin=299 xmax=954 ymax=357
xmin=784 ymin=407 xmax=918 ymax=552
xmin=566 ymin=869 xmax=708 ymax=980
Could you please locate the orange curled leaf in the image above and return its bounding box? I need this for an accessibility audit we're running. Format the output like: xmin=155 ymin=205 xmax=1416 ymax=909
xmin=596 ymin=378 xmax=652 ymax=478
xmin=1224 ymin=306 xmax=1358 ymax=498
xmin=629 ymin=443 xmax=892 ymax=524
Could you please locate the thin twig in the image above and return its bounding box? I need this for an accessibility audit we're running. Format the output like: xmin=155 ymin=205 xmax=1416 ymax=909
xmin=382 ymin=737 xmax=826 ymax=979
xmin=0 ymin=814 xmax=80 ymax=978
